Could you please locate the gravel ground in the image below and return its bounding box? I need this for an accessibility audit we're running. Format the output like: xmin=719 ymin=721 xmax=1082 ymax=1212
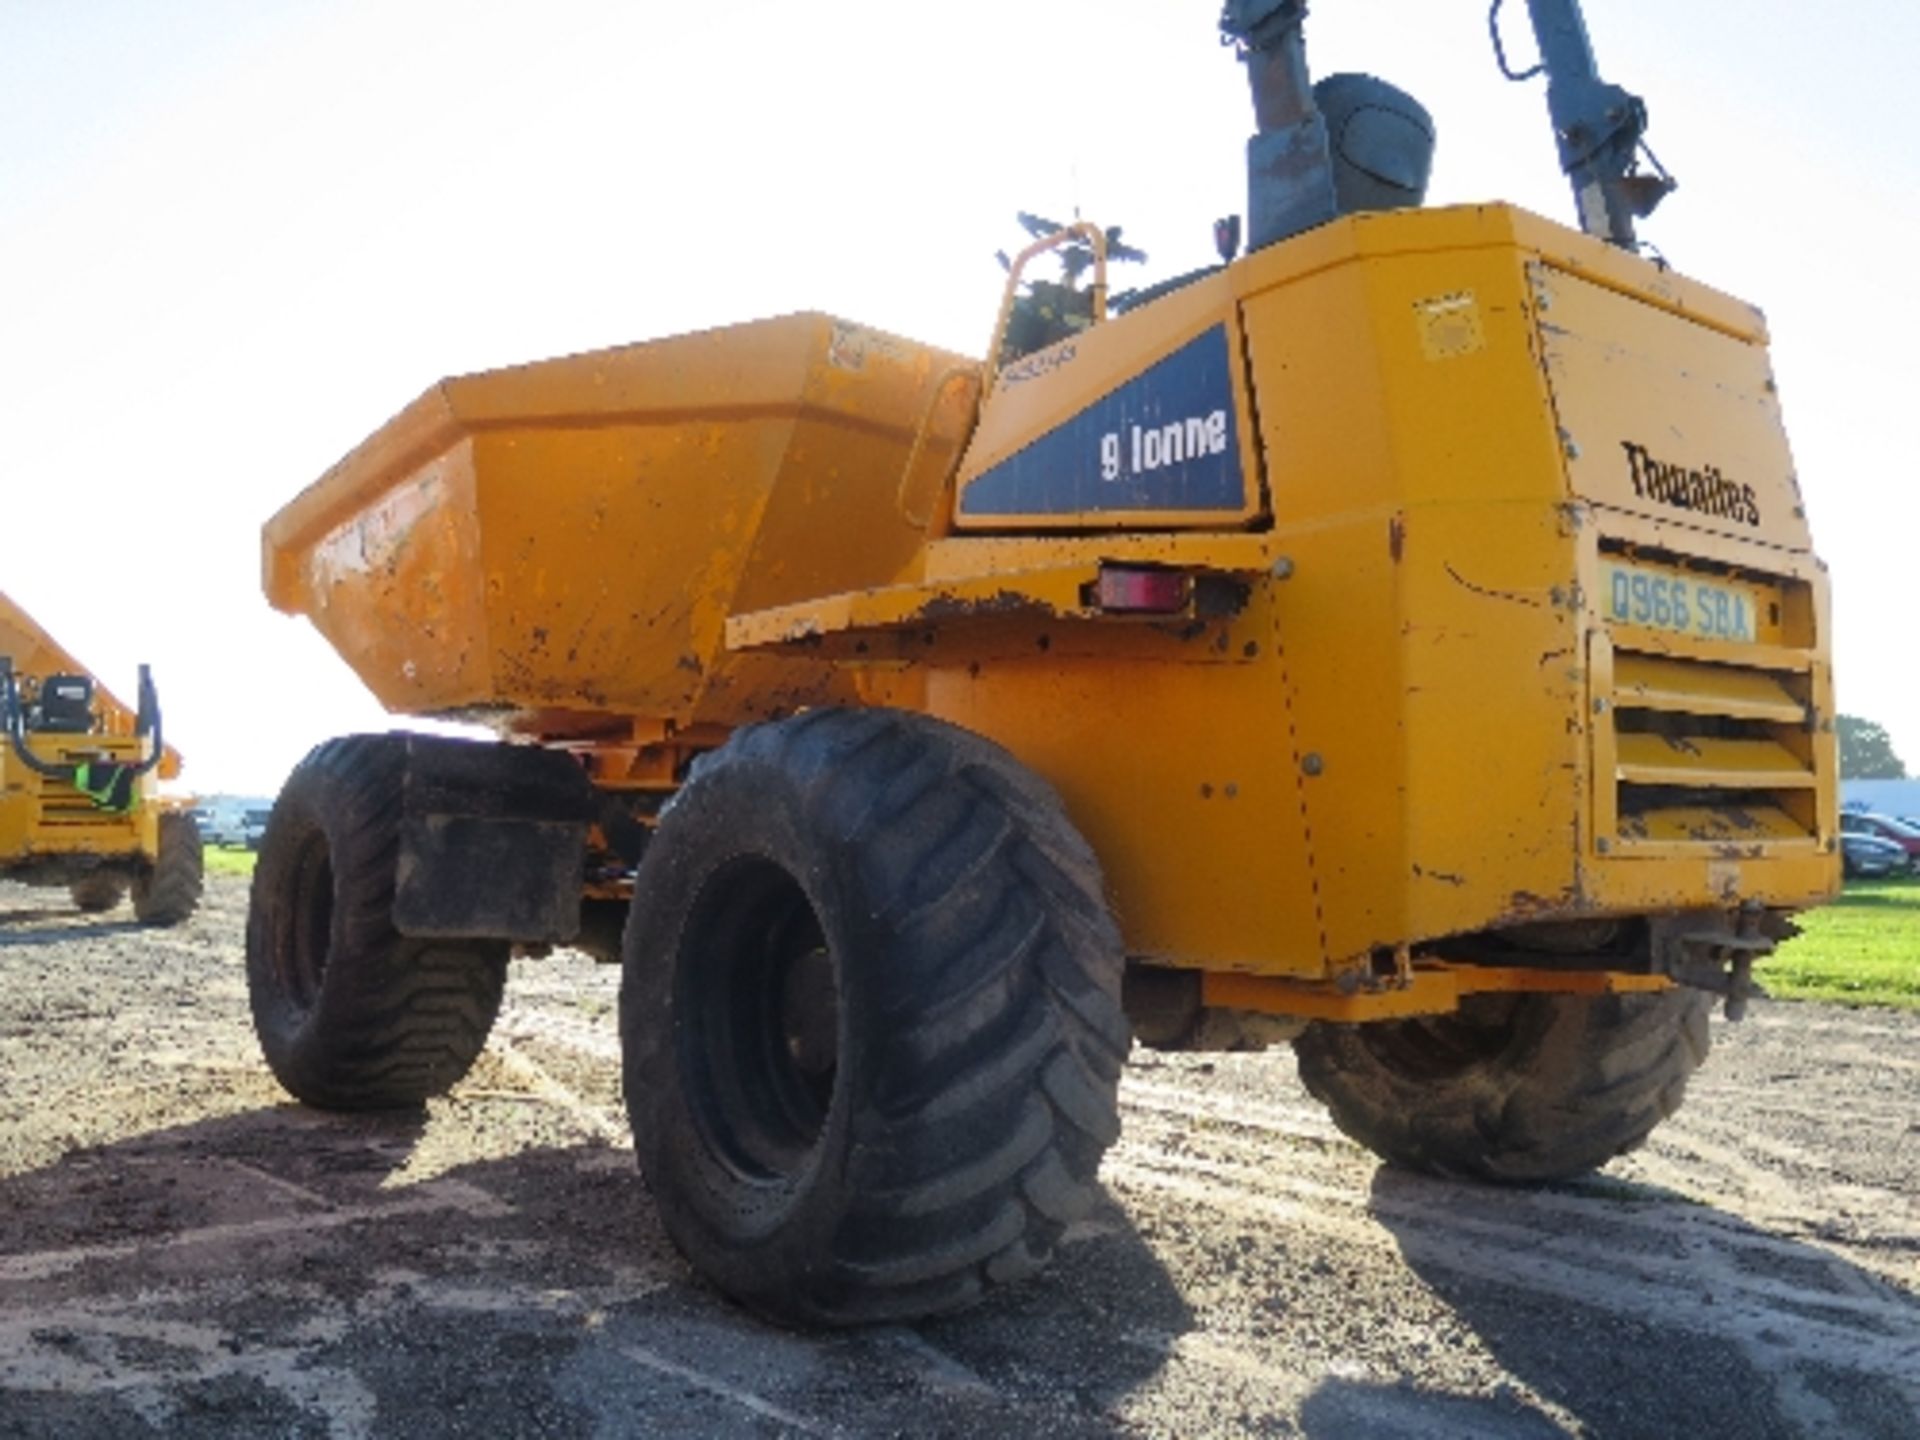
xmin=2 ymin=873 xmax=1916 ymax=1439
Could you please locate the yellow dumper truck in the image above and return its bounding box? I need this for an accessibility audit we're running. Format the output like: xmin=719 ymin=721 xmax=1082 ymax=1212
xmin=247 ymin=0 xmax=1837 ymax=1324
xmin=0 ymin=591 xmax=201 ymax=924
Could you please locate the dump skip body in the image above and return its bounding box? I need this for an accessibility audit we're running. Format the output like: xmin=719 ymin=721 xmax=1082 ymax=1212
xmin=263 ymin=313 xmax=973 ymax=736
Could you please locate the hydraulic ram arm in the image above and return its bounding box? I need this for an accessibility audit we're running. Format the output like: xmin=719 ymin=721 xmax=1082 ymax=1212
xmin=1496 ymin=0 xmax=1675 ymax=247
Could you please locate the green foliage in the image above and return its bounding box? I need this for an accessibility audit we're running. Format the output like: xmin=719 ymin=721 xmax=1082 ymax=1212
xmin=1767 ymin=880 xmax=1920 ymax=1009
xmin=999 ymin=279 xmax=1096 ymax=365
xmin=1837 ymin=714 xmax=1907 ymax=779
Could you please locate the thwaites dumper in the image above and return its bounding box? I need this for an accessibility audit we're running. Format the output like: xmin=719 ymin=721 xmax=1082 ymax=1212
xmin=0 ymin=590 xmax=202 ymax=924
xmin=250 ymin=0 xmax=1838 ymax=1325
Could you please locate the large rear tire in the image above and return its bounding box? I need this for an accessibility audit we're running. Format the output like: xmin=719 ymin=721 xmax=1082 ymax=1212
xmin=622 ymin=709 xmax=1129 ymax=1326
xmin=132 ymin=812 xmax=203 ymax=926
xmin=246 ymin=736 xmax=508 ymax=1110
xmin=1293 ymin=989 xmax=1712 ymax=1183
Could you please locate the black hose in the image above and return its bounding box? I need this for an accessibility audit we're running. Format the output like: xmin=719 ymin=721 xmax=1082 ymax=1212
xmin=1489 ymin=0 xmax=1544 ymax=82
xmin=0 ymin=664 xmax=70 ymax=779
xmin=0 ymin=661 xmax=166 ymax=785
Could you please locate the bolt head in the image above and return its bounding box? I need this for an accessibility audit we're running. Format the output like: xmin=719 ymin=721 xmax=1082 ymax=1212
xmin=1271 ymin=556 xmax=1296 ymax=580
xmin=1301 ymin=753 xmax=1324 ymax=777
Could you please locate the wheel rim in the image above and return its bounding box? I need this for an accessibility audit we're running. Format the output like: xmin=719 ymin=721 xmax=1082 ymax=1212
xmin=676 ymin=857 xmax=840 ymax=1188
xmin=283 ymin=832 xmax=334 ymax=1013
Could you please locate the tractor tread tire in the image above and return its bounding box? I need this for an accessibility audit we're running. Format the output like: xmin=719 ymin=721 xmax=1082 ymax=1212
xmin=624 ymin=708 xmax=1127 ymax=1327
xmin=247 ymin=735 xmax=507 ymax=1110
xmin=69 ymin=873 xmax=127 ymax=914
xmin=132 ymin=812 xmax=203 ymax=926
xmin=1293 ymin=989 xmax=1712 ymax=1184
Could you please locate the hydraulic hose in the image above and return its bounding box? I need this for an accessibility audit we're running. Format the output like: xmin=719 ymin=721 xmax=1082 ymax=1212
xmin=0 ymin=658 xmax=166 ymax=806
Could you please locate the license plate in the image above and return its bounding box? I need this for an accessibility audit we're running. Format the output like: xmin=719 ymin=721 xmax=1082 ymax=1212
xmin=1602 ymin=562 xmax=1766 ymax=643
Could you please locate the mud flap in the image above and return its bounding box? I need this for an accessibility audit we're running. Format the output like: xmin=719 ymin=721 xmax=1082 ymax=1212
xmin=391 ymin=736 xmax=594 ymax=943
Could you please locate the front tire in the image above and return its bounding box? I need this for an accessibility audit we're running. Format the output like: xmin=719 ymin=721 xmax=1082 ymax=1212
xmin=246 ymin=736 xmax=508 ymax=1109
xmin=1293 ymin=989 xmax=1712 ymax=1183
xmin=69 ymin=872 xmax=127 ymax=913
xmin=623 ymin=709 xmax=1129 ymax=1326
xmin=132 ymin=812 xmax=203 ymax=926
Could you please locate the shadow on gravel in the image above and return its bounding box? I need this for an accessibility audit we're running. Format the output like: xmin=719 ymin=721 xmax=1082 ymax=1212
xmin=1299 ymin=1165 xmax=1920 ymax=1440
xmin=0 ymin=917 xmax=145 ymax=946
xmin=0 ymin=1106 xmax=1189 ymax=1437
xmin=0 ymin=925 xmax=145 ymax=948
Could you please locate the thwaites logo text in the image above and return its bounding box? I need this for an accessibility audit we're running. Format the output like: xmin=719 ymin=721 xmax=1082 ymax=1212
xmin=1620 ymin=440 xmax=1761 ymax=527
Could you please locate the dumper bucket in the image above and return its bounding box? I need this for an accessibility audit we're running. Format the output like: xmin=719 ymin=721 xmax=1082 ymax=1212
xmin=263 ymin=314 xmax=977 ymax=733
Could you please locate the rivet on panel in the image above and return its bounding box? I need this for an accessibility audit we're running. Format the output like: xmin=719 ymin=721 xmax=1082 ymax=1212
xmin=1301 ymin=753 xmax=1324 ymax=777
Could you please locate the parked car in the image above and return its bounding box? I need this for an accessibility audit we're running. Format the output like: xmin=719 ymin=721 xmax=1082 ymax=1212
xmin=1839 ymin=812 xmax=1920 ymax=872
xmin=243 ymin=809 xmax=271 ymax=851
xmin=192 ymin=807 xmax=250 ymax=848
xmin=1842 ymin=831 xmax=1910 ymax=879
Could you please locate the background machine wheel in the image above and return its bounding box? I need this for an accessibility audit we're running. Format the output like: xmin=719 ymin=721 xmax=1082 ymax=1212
xmin=1292 ymin=989 xmax=1713 ymax=1183
xmin=246 ymin=736 xmax=508 ymax=1109
xmin=622 ymin=709 xmax=1130 ymax=1327
xmin=68 ymin=872 xmax=127 ymax=913
xmin=131 ymin=810 xmax=203 ymax=927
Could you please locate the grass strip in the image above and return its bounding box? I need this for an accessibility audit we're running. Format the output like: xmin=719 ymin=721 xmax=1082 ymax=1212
xmin=1768 ymin=878 xmax=1920 ymax=1010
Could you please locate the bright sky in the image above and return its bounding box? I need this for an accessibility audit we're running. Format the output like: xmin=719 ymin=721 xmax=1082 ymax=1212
xmin=3 ymin=0 xmax=1916 ymax=794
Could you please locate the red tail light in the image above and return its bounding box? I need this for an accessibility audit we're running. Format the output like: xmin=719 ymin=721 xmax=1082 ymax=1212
xmin=1093 ymin=565 xmax=1191 ymax=614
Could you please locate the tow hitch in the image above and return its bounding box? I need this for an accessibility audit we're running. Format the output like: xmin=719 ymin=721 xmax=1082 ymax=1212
xmin=1651 ymin=904 xmax=1797 ymax=1021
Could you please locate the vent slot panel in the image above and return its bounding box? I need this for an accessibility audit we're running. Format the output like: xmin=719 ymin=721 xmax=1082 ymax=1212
xmin=1612 ymin=653 xmax=1804 ymax=724
xmin=1614 ymin=732 xmax=1815 ymax=791
xmin=1595 ymin=631 xmax=1824 ymax=852
xmin=18 ymin=743 xmax=146 ymax=832
xmin=34 ymin=773 xmax=117 ymax=827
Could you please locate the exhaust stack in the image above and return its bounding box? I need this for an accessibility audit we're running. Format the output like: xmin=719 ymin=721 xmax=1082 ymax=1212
xmin=1222 ymin=0 xmax=1435 ymax=252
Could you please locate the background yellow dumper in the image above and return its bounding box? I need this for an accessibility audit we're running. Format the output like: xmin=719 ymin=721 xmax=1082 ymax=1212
xmin=0 ymin=590 xmax=201 ymax=924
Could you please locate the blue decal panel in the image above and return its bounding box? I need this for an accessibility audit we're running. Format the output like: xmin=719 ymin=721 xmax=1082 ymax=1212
xmin=960 ymin=326 xmax=1245 ymax=517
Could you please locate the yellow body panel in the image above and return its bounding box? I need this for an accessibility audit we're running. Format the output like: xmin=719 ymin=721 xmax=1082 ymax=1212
xmin=1205 ymin=965 xmax=1674 ymax=1024
xmin=267 ymin=203 xmax=1840 ymax=1006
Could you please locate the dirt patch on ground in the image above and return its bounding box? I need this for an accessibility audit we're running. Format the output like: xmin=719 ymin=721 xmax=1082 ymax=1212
xmin=3 ymin=874 xmax=1917 ymax=1438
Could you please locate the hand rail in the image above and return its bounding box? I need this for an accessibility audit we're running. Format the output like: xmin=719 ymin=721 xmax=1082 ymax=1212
xmin=895 ymin=364 xmax=986 ymax=528
xmin=984 ymin=221 xmax=1110 ymax=387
